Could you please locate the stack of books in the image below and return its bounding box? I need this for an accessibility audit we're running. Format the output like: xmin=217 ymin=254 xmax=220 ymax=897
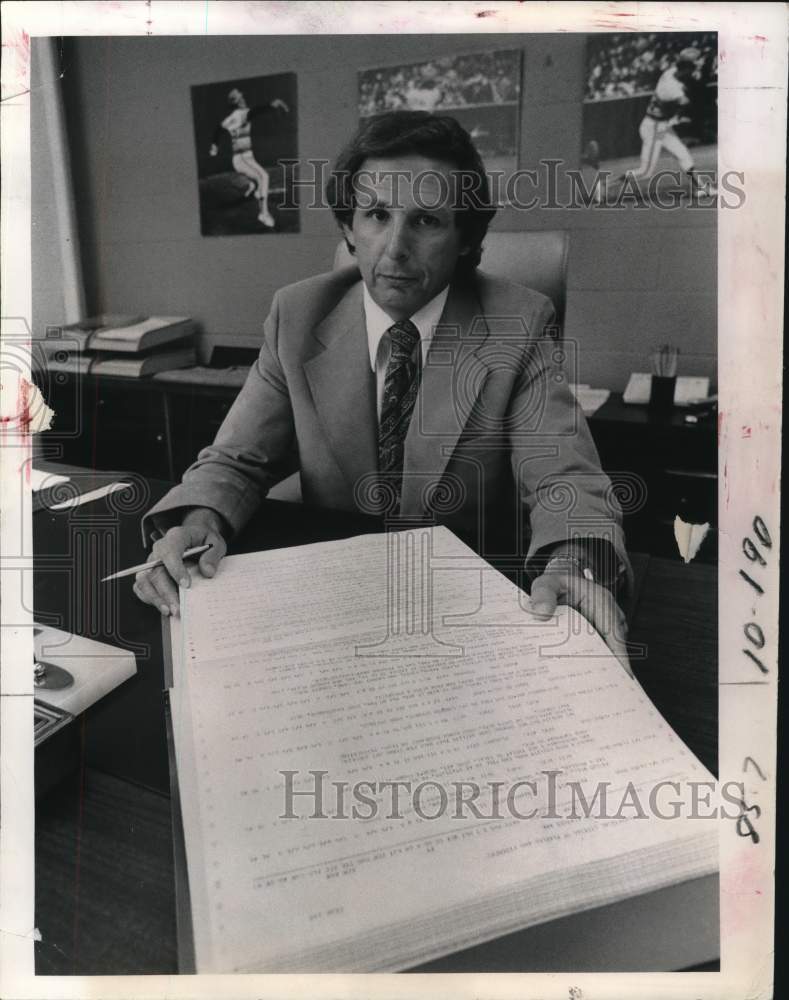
xmin=43 ymin=314 xmax=197 ymax=377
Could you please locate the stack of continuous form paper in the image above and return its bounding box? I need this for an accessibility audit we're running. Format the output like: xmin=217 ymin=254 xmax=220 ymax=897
xmin=169 ymin=525 xmax=718 ymax=972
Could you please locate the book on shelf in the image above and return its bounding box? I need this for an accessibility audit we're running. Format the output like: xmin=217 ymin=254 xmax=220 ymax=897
xmin=47 ymin=314 xmax=146 ymax=352
xmin=167 ymin=525 xmax=719 ymax=973
xmin=90 ymin=345 xmax=197 ymax=378
xmin=50 ymin=314 xmax=194 ymax=354
xmin=90 ymin=315 xmax=195 ymax=353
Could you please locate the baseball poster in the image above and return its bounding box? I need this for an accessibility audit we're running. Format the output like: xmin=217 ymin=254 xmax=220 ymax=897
xmin=582 ymin=32 xmax=718 ymax=202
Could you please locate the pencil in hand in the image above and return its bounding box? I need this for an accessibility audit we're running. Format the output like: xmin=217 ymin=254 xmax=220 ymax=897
xmin=101 ymin=544 xmax=212 ymax=583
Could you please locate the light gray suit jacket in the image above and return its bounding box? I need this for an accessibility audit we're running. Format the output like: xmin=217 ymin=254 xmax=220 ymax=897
xmin=143 ymin=267 xmax=628 ymax=579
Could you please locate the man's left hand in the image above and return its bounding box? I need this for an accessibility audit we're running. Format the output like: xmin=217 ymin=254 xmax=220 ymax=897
xmin=529 ymin=569 xmax=633 ymax=678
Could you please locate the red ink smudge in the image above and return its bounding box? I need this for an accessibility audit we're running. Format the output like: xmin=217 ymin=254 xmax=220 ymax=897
xmin=0 ymin=377 xmax=37 ymax=439
xmin=717 ymin=411 xmax=725 ymax=444
xmin=475 ymin=9 xmax=497 ymax=17
xmin=18 ymin=378 xmax=32 ymax=435
xmin=1 ymin=27 xmax=30 ymax=97
xmin=9 ymin=29 xmax=30 ymax=61
xmin=752 ymin=35 xmax=767 ymax=42
xmin=742 ymin=426 xmax=752 ymax=438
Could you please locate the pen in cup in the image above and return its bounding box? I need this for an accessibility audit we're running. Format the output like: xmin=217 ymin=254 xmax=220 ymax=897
xmin=651 ymin=343 xmax=679 ymax=378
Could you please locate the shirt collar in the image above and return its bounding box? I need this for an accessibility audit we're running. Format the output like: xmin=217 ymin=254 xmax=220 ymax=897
xmin=363 ymin=283 xmax=450 ymax=371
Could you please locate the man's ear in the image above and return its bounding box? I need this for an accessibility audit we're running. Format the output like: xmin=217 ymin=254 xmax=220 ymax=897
xmin=341 ymin=223 xmax=356 ymax=255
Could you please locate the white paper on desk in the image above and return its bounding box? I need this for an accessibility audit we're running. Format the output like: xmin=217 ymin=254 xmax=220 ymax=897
xmin=169 ymin=526 xmax=717 ymax=973
xmin=30 ymin=468 xmax=70 ymax=493
xmin=47 ymin=481 xmax=131 ymax=510
xmin=569 ymin=384 xmax=611 ymax=415
xmin=34 ymin=626 xmax=136 ymax=716
xmin=623 ymin=373 xmax=711 ymax=406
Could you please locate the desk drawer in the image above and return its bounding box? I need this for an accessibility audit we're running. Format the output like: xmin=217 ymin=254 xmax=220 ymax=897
xmin=170 ymin=388 xmax=236 ymax=416
xmin=165 ymin=390 xmax=238 ymax=477
xmin=90 ymin=388 xmax=169 ymax=478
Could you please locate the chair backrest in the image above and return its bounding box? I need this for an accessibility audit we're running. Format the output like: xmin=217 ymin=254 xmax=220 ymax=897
xmin=333 ymin=229 xmax=570 ymax=330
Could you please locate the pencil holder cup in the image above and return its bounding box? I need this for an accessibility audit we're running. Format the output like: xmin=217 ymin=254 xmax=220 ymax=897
xmin=649 ymin=375 xmax=676 ymax=414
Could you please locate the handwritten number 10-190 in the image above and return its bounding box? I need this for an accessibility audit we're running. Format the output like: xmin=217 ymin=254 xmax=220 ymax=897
xmin=739 ymin=516 xmax=771 ymax=675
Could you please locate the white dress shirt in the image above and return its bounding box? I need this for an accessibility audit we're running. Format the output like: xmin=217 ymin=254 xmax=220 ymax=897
xmin=362 ymin=284 xmax=450 ymax=418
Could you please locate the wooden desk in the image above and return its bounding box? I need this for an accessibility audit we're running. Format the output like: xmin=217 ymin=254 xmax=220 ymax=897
xmin=33 ymin=492 xmax=718 ymax=975
xmin=33 ymin=467 xmax=174 ymax=792
xmin=589 ymin=394 xmax=717 ymax=560
xmin=38 ymin=372 xmax=716 ymax=559
xmin=37 ymin=371 xmax=239 ymax=482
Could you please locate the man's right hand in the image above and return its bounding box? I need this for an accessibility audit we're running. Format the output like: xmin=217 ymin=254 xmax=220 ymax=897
xmin=133 ymin=508 xmax=227 ymax=616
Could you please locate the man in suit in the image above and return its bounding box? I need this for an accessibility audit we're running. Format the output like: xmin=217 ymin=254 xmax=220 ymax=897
xmin=137 ymin=111 xmax=631 ymax=670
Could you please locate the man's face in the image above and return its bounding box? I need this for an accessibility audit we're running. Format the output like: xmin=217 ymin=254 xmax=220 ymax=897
xmin=342 ymin=156 xmax=469 ymax=320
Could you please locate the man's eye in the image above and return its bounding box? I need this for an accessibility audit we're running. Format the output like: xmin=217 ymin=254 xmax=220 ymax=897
xmin=417 ymin=214 xmax=440 ymax=227
xmin=367 ymin=208 xmax=389 ymax=222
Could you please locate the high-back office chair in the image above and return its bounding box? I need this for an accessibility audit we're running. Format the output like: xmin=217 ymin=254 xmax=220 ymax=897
xmin=267 ymin=230 xmax=570 ymax=502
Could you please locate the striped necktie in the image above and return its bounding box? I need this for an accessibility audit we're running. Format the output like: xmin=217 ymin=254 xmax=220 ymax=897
xmin=378 ymin=319 xmax=421 ymax=513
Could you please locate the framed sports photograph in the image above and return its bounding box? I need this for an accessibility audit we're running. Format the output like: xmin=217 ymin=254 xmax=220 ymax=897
xmin=359 ymin=50 xmax=522 ymax=174
xmin=581 ymin=32 xmax=718 ymax=203
xmin=191 ymin=72 xmax=298 ymax=236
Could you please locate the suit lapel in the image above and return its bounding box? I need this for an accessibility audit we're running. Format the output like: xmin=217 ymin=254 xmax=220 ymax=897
xmin=302 ymin=282 xmax=378 ymax=496
xmin=401 ymin=278 xmax=493 ymax=513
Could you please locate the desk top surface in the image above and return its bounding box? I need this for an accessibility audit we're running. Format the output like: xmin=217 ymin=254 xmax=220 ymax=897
xmin=591 ymin=392 xmax=717 ymax=433
xmin=45 ymin=370 xmax=719 ymax=431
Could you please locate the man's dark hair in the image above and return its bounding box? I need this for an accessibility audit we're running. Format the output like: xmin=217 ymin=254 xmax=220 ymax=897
xmin=327 ymin=111 xmax=497 ymax=275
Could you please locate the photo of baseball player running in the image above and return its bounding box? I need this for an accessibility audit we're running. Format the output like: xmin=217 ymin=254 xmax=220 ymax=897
xmin=582 ymin=32 xmax=717 ymax=201
xmin=621 ymin=46 xmax=716 ymax=195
